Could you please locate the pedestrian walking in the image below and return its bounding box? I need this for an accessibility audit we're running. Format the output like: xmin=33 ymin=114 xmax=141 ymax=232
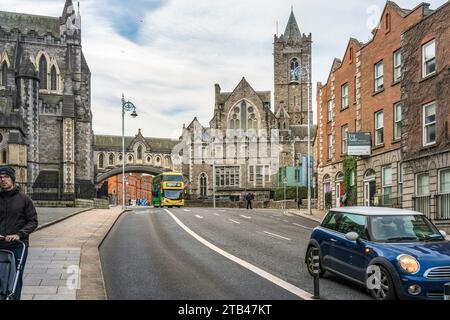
xmin=0 ymin=166 xmax=38 ymax=300
xmin=245 ymin=192 xmax=254 ymax=210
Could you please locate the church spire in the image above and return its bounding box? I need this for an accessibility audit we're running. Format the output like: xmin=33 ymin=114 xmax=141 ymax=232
xmin=284 ymin=9 xmax=302 ymax=45
xmin=61 ymin=0 xmax=74 ymax=22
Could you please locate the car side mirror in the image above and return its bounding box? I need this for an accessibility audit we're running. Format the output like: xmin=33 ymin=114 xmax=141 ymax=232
xmin=440 ymin=230 xmax=448 ymax=238
xmin=345 ymin=231 xmax=359 ymax=242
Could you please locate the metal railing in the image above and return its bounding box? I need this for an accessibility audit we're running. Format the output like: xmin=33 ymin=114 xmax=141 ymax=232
xmin=16 ymin=183 xmax=95 ymax=201
xmin=436 ymin=193 xmax=450 ymax=220
xmin=413 ymin=195 xmax=432 ymax=219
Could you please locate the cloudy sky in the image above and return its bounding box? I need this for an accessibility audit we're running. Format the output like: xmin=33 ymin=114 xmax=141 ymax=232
xmin=1 ymin=0 xmax=447 ymax=139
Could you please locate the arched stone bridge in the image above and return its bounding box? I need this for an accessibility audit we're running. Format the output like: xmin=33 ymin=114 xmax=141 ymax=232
xmin=93 ymin=129 xmax=180 ymax=184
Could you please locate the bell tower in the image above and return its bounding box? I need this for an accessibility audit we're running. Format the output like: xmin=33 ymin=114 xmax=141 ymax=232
xmin=274 ymin=8 xmax=312 ymax=126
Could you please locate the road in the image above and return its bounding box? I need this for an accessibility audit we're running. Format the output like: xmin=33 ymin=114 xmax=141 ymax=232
xmin=100 ymin=207 xmax=372 ymax=300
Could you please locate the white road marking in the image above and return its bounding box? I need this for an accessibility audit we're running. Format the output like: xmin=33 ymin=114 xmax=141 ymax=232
xmin=292 ymin=223 xmax=313 ymax=230
xmin=195 ymin=215 xmax=204 ymax=219
xmin=213 ymin=213 xmax=220 ymax=216
xmin=164 ymin=209 xmax=313 ymax=300
xmin=263 ymin=231 xmax=292 ymax=241
xmin=240 ymin=215 xmax=252 ymax=219
xmin=283 ymin=219 xmax=289 ymax=223
xmin=183 ymin=209 xmax=191 ymax=212
xmin=229 ymin=219 xmax=241 ymax=224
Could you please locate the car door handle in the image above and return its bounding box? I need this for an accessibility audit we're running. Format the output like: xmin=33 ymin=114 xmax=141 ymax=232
xmin=330 ymin=238 xmax=338 ymax=243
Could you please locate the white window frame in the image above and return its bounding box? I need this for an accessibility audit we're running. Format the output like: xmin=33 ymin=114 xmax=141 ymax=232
xmin=416 ymin=172 xmax=430 ymax=196
xmin=375 ymin=110 xmax=384 ymax=146
xmin=374 ymin=61 xmax=384 ymax=92
xmin=341 ymin=83 xmax=349 ymax=109
xmin=394 ymin=102 xmax=402 ymax=141
xmin=393 ymin=50 xmax=402 ymax=82
xmin=328 ymin=134 xmax=333 ymax=159
xmin=423 ymin=102 xmax=436 ymax=146
xmin=327 ymin=100 xmax=333 ymax=122
xmin=422 ymin=39 xmax=436 ymax=78
xmin=382 ymin=165 xmax=392 ymax=204
xmin=341 ymin=125 xmax=348 ymax=155
xmin=438 ymin=168 xmax=450 ymax=195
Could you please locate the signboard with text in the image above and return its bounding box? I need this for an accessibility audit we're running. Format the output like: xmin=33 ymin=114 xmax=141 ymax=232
xmin=348 ymin=132 xmax=371 ymax=156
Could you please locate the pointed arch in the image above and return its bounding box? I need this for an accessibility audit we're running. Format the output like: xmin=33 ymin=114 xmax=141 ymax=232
xmin=98 ymin=153 xmax=104 ymax=169
xmin=50 ymin=65 xmax=57 ymax=91
xmin=1 ymin=62 xmax=7 ymax=87
xmin=137 ymin=145 xmax=143 ymax=160
xmin=199 ymin=172 xmax=208 ymax=197
xmin=227 ymin=99 xmax=260 ymax=132
xmin=108 ymin=153 xmax=115 ymax=166
xmin=290 ymin=58 xmax=299 ymax=81
xmin=38 ymin=55 xmax=48 ymax=89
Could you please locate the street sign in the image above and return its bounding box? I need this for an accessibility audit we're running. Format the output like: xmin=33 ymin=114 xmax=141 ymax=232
xmin=348 ymin=132 xmax=371 ymax=156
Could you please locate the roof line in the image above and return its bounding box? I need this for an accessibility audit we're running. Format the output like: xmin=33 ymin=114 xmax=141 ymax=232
xmin=0 ymin=10 xmax=60 ymax=20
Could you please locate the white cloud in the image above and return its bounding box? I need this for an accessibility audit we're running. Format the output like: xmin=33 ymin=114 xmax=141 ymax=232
xmin=1 ymin=0 xmax=447 ymax=138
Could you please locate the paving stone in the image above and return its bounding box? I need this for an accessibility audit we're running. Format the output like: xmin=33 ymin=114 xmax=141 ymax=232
xmin=33 ymin=294 xmax=76 ymax=300
xmin=22 ymin=286 xmax=58 ymax=294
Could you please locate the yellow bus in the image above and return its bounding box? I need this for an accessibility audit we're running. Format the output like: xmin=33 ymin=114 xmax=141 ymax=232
xmin=152 ymin=172 xmax=185 ymax=208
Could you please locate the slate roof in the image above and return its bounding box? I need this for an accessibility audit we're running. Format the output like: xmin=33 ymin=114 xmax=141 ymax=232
xmin=94 ymin=135 xmax=179 ymax=152
xmin=0 ymin=11 xmax=60 ymax=37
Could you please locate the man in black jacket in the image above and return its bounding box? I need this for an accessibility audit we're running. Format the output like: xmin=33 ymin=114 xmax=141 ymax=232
xmin=0 ymin=166 xmax=38 ymax=299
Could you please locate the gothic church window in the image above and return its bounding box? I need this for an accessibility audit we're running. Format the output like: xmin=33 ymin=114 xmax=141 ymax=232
xmin=228 ymin=101 xmax=258 ymax=132
xmin=290 ymin=58 xmax=299 ymax=81
xmin=1 ymin=62 xmax=7 ymax=87
xmin=137 ymin=146 xmax=143 ymax=160
xmin=109 ymin=154 xmax=114 ymax=166
xmin=98 ymin=154 xmax=104 ymax=169
xmin=39 ymin=56 xmax=48 ymax=90
xmin=199 ymin=173 xmax=207 ymax=197
xmin=51 ymin=66 xmax=57 ymax=91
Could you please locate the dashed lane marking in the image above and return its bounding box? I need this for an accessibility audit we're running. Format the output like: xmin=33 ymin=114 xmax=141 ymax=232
xmin=262 ymin=231 xmax=292 ymax=241
xmin=292 ymin=223 xmax=313 ymax=230
xmin=184 ymin=209 xmax=191 ymax=212
xmin=195 ymin=215 xmax=204 ymax=219
xmin=239 ymin=215 xmax=252 ymax=219
xmin=164 ymin=209 xmax=313 ymax=300
xmin=213 ymin=213 xmax=220 ymax=216
xmin=229 ymin=219 xmax=241 ymax=224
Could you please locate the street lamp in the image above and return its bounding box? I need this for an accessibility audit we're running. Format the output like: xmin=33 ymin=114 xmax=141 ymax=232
xmin=298 ymin=65 xmax=312 ymax=215
xmin=122 ymin=94 xmax=138 ymax=209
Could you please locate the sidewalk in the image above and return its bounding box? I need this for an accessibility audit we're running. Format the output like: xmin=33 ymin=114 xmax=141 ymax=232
xmin=21 ymin=207 xmax=125 ymax=300
xmin=286 ymin=208 xmax=327 ymax=223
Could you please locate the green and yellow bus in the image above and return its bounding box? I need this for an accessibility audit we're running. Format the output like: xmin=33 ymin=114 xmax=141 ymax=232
xmin=152 ymin=172 xmax=185 ymax=208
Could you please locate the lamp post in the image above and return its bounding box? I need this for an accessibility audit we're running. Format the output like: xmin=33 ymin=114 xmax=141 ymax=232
xmin=299 ymin=65 xmax=312 ymax=215
xmin=121 ymin=94 xmax=138 ymax=209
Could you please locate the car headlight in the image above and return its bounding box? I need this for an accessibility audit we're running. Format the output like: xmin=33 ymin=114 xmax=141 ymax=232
xmin=397 ymin=254 xmax=420 ymax=274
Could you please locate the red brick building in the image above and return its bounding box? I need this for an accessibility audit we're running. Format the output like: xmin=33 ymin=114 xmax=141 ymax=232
xmin=107 ymin=173 xmax=152 ymax=205
xmin=316 ymin=1 xmax=435 ymax=210
xmin=401 ymin=1 xmax=450 ymax=225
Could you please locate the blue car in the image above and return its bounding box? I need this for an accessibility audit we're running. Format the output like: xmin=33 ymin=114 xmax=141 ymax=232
xmin=305 ymin=207 xmax=450 ymax=300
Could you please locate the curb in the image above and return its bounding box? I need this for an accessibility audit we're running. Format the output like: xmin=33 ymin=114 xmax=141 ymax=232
xmin=286 ymin=210 xmax=323 ymax=223
xmin=97 ymin=209 xmax=131 ymax=300
xmin=35 ymin=208 xmax=92 ymax=231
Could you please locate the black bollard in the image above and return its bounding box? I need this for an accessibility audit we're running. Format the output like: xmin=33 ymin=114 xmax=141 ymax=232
xmin=312 ymin=248 xmax=320 ymax=299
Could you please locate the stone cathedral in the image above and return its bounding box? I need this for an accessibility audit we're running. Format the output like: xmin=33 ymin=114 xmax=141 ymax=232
xmin=0 ymin=0 xmax=94 ymax=198
xmin=179 ymin=9 xmax=316 ymax=200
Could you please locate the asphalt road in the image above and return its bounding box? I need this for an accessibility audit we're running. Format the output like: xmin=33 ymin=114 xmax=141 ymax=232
xmin=100 ymin=207 xmax=372 ymax=300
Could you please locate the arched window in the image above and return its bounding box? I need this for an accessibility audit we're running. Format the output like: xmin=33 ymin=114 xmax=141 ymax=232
xmin=109 ymin=154 xmax=114 ymax=166
xmin=386 ymin=13 xmax=391 ymax=32
xmin=290 ymin=58 xmax=299 ymax=81
xmin=156 ymin=156 xmax=161 ymax=166
xmin=200 ymin=173 xmax=207 ymax=197
xmin=229 ymin=101 xmax=258 ymax=131
xmin=118 ymin=154 xmax=123 ymax=162
xmin=336 ymin=172 xmax=344 ymax=181
xmin=165 ymin=156 xmax=171 ymax=168
xmin=128 ymin=155 xmax=133 ymax=163
xmin=39 ymin=56 xmax=48 ymax=89
xmin=146 ymin=156 xmax=152 ymax=164
xmin=364 ymin=169 xmax=376 ymax=181
xmin=98 ymin=154 xmax=104 ymax=168
xmin=137 ymin=145 xmax=143 ymax=160
xmin=50 ymin=65 xmax=57 ymax=91
xmin=1 ymin=62 xmax=7 ymax=87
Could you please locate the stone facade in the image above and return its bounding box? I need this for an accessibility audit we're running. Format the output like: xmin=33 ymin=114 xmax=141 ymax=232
xmin=177 ymin=10 xmax=316 ymax=201
xmin=401 ymin=1 xmax=450 ymax=223
xmin=0 ymin=0 xmax=94 ymax=198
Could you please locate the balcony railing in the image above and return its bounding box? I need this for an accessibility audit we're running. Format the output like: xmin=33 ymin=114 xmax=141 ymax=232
xmin=413 ymin=195 xmax=431 ymax=219
xmin=436 ymin=193 xmax=450 ymax=220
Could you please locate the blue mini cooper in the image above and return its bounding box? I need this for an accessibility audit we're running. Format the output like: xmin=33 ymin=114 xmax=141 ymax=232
xmin=305 ymin=207 xmax=450 ymax=300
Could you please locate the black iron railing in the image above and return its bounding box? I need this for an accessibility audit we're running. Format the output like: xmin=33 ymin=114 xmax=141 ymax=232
xmin=413 ymin=195 xmax=432 ymax=219
xmin=436 ymin=193 xmax=450 ymax=221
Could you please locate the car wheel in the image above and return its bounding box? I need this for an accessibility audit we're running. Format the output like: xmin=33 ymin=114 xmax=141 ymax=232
xmin=369 ymin=265 xmax=396 ymax=300
xmin=306 ymin=246 xmax=325 ymax=277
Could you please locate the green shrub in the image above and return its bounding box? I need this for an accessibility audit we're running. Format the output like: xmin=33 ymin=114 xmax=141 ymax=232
xmin=274 ymin=186 xmax=308 ymax=201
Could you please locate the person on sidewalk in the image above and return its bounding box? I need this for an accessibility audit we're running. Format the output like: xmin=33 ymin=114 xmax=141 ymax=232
xmin=245 ymin=192 xmax=254 ymax=210
xmin=0 ymin=166 xmax=38 ymax=300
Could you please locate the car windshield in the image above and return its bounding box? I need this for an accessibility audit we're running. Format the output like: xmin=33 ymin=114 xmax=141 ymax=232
xmin=163 ymin=175 xmax=183 ymax=182
xmin=164 ymin=189 xmax=183 ymax=200
xmin=369 ymin=215 xmax=444 ymax=242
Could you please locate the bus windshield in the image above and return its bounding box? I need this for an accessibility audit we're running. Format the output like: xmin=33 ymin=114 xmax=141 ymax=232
xmin=164 ymin=189 xmax=184 ymax=200
xmin=163 ymin=175 xmax=184 ymax=182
